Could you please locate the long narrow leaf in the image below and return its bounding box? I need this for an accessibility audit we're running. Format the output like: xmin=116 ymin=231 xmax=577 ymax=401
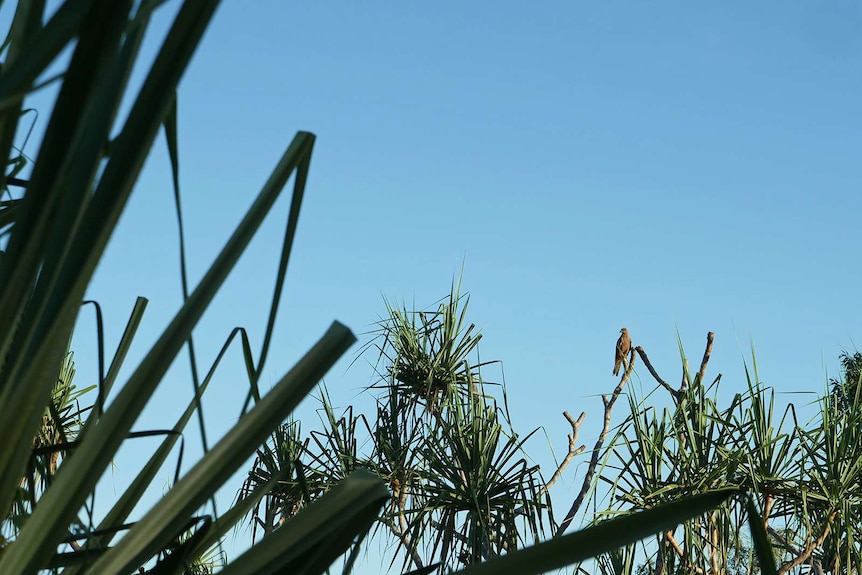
xmin=89 ymin=321 xmax=356 ymax=575
xmin=96 ymin=296 xmax=149 ymax=415
xmin=218 ymin=469 xmax=388 ymax=575
xmin=0 ymin=128 xmax=316 ymax=574
xmin=0 ymin=0 xmax=133 ymax=529
xmin=0 ymin=0 xmax=93 ymax=101
xmin=0 ymin=0 xmax=47 ymax=191
xmin=190 ymin=466 xmax=291 ymax=558
xmin=453 ymin=489 xmax=738 ymax=575
xmin=80 ymin=324 xmax=247 ymax=560
xmin=745 ymin=494 xmax=778 ymax=575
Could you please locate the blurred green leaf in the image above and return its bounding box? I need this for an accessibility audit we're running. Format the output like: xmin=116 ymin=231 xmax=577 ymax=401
xmin=453 ymin=489 xmax=737 ymax=575
xmin=219 ymin=469 xmax=389 ymax=575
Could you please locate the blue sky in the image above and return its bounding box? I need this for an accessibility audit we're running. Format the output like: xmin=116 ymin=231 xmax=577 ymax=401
xmin=13 ymin=0 xmax=862 ymax=570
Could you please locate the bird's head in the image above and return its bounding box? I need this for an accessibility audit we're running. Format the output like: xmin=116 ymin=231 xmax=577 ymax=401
xmin=620 ymin=328 xmax=627 ymax=334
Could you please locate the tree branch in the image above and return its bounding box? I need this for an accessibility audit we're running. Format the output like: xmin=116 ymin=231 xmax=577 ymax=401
xmin=555 ymin=348 xmax=636 ymax=536
xmin=763 ymin=493 xmax=774 ymax=531
xmin=778 ymin=511 xmax=837 ymax=575
xmin=635 ymin=346 xmax=680 ymax=402
xmin=768 ymin=526 xmax=800 ymax=555
xmin=664 ymin=530 xmax=705 ymax=575
xmin=709 ymin=510 xmax=719 ymax=575
xmin=384 ymin=516 xmax=425 ymax=570
xmin=539 ymin=411 xmax=586 ymax=497
xmin=385 ymin=488 xmax=425 ymax=570
xmin=697 ymin=332 xmax=714 ymax=385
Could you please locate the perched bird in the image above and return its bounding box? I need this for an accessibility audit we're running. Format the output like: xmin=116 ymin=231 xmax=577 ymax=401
xmin=613 ymin=328 xmax=631 ymax=376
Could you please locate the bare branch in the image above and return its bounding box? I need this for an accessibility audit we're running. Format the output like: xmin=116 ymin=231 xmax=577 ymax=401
xmin=386 ymin=489 xmax=425 ymax=570
xmin=778 ymin=511 xmax=837 ymax=575
xmin=540 ymin=411 xmax=586 ymax=497
xmin=763 ymin=493 xmax=774 ymax=531
xmin=709 ymin=510 xmax=719 ymax=575
xmin=697 ymin=332 xmax=715 ymax=385
xmin=384 ymin=516 xmax=425 ymax=570
xmin=768 ymin=526 xmax=801 ymax=555
xmin=664 ymin=531 xmax=705 ymax=575
xmin=555 ymin=348 xmax=636 ymax=536
xmin=654 ymin=538 xmax=665 ymax=575
xmin=635 ymin=346 xmax=680 ymax=402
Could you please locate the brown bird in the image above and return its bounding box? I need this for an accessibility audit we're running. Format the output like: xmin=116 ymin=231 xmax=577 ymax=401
xmin=613 ymin=328 xmax=631 ymax=376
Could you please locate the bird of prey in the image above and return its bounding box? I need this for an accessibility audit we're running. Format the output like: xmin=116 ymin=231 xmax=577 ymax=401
xmin=613 ymin=328 xmax=631 ymax=376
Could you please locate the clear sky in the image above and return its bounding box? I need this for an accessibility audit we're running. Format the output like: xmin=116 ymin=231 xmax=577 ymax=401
xmin=13 ymin=0 xmax=862 ymax=570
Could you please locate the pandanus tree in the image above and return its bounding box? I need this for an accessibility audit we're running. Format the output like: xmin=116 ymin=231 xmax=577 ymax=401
xmin=598 ymin=336 xmax=862 ymax=575
xmin=5 ymin=350 xmax=93 ymax=542
xmin=241 ymin=286 xmax=554 ymax=572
